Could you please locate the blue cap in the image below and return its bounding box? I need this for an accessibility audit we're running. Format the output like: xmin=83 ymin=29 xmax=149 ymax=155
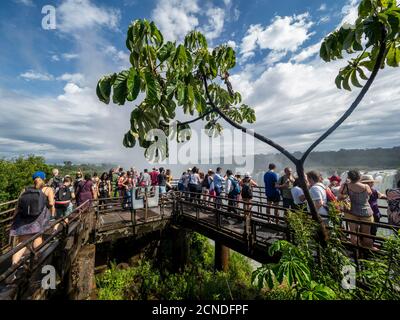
xmin=32 ymin=171 xmax=46 ymax=181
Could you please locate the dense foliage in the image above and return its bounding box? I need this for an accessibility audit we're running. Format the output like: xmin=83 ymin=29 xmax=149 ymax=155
xmin=320 ymin=0 xmax=400 ymax=91
xmin=0 ymin=156 xmax=52 ymax=202
xmin=97 ymin=19 xmax=255 ymax=161
xmin=96 ymin=233 xmax=262 ymax=300
xmin=253 ymin=207 xmax=400 ymax=300
xmin=0 ymin=157 xmax=117 ymax=203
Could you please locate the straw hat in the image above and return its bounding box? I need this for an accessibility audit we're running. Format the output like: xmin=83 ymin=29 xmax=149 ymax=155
xmin=360 ymin=174 xmax=377 ymax=183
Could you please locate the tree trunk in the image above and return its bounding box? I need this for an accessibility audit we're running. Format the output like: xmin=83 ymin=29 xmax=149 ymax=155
xmin=214 ymin=242 xmax=229 ymax=272
xmin=295 ymin=162 xmax=329 ymax=245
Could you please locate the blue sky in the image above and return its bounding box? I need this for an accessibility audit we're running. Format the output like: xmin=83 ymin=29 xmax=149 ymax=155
xmin=0 ymin=0 xmax=399 ymax=168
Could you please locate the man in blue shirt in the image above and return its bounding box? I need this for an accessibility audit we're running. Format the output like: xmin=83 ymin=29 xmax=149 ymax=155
xmin=264 ymin=163 xmax=281 ymax=223
xmin=213 ymin=167 xmax=225 ymax=209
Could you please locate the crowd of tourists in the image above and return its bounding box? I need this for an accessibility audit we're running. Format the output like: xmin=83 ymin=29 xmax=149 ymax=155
xmin=8 ymin=164 xmax=400 ymax=265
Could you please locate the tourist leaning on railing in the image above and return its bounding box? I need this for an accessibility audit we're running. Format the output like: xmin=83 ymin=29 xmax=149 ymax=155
xmin=338 ymin=170 xmax=377 ymax=251
xmin=386 ymin=179 xmax=400 ymax=226
xmin=10 ymin=171 xmax=55 ymax=265
xmin=360 ymin=174 xmax=387 ymax=236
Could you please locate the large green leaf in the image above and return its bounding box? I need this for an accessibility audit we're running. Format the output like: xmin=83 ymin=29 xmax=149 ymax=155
xmin=127 ymin=68 xmax=141 ymax=101
xmin=386 ymin=41 xmax=400 ymax=66
xmin=96 ymin=74 xmax=116 ymax=104
xmin=143 ymin=70 xmax=161 ymax=104
xmin=122 ymin=130 xmax=137 ymax=148
xmin=112 ymin=70 xmax=129 ymax=105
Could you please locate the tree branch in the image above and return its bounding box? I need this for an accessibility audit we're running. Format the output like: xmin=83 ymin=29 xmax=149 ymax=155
xmin=159 ymin=109 xmax=215 ymax=128
xmin=202 ymin=75 xmax=299 ymax=164
xmin=300 ymin=30 xmax=387 ymax=163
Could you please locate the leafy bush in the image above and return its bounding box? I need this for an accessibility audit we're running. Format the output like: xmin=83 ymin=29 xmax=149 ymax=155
xmin=96 ymin=232 xmax=262 ymax=300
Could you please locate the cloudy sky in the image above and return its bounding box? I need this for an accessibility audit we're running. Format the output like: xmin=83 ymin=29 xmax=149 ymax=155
xmin=0 ymin=0 xmax=399 ymax=169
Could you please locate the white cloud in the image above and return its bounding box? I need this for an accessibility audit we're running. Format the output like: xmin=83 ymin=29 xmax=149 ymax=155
xmin=62 ymin=53 xmax=79 ymax=61
xmin=201 ymin=7 xmax=225 ymax=41
xmin=104 ymin=46 xmax=130 ymax=64
xmin=13 ymin=0 xmax=34 ymax=6
xmin=226 ymin=40 xmax=237 ymax=50
xmin=240 ymin=13 xmax=314 ymax=62
xmin=318 ymin=3 xmax=327 ymax=11
xmin=291 ymin=42 xmax=321 ymax=63
xmin=151 ymin=0 xmax=231 ymax=42
xmin=339 ymin=0 xmax=359 ymax=27
xmin=318 ymin=16 xmax=330 ymax=24
xmin=265 ymin=50 xmax=287 ymax=66
xmin=57 ymin=0 xmax=120 ymax=33
xmin=51 ymin=55 xmax=60 ymax=62
xmin=20 ymin=71 xmax=54 ymax=81
xmin=56 ymin=73 xmax=85 ymax=85
xmin=151 ymin=0 xmax=200 ymax=41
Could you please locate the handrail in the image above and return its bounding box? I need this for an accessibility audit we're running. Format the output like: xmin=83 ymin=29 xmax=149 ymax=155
xmin=0 ymin=200 xmax=91 ymax=265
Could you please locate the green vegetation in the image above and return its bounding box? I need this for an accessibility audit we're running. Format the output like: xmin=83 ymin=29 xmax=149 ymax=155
xmin=253 ymin=207 xmax=400 ymax=300
xmin=56 ymin=161 xmax=117 ymax=177
xmin=0 ymin=155 xmax=52 ymax=202
xmin=96 ymin=233 xmax=262 ymax=300
xmin=0 ymin=156 xmax=116 ymax=203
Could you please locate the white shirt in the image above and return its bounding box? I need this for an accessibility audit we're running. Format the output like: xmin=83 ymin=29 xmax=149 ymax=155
xmin=225 ymin=176 xmax=233 ymax=193
xmin=309 ymin=183 xmax=328 ymax=216
xmin=291 ymin=186 xmax=305 ymax=205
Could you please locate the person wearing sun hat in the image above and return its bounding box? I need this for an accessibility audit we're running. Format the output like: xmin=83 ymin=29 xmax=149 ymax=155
xmin=328 ymin=174 xmax=342 ymax=197
xmin=361 ymin=174 xmax=387 ymax=235
xmin=10 ymin=171 xmax=55 ymax=265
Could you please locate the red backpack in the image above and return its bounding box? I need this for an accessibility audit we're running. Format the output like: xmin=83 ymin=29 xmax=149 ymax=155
xmin=325 ymin=187 xmax=337 ymax=202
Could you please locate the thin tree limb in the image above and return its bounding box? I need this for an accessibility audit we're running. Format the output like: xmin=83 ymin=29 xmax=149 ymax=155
xmin=202 ymin=75 xmax=299 ymax=164
xmin=300 ymin=31 xmax=387 ymax=163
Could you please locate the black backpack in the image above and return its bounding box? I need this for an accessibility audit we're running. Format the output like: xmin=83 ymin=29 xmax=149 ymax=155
xmin=202 ymin=176 xmax=211 ymax=189
xmin=51 ymin=176 xmax=63 ymax=190
xmin=241 ymin=181 xmax=253 ymax=199
xmin=18 ymin=188 xmax=47 ymax=218
xmin=99 ymin=180 xmax=109 ymax=194
xmin=55 ymin=186 xmax=72 ymax=209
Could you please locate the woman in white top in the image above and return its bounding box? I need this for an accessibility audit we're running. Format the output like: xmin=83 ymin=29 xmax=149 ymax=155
xmin=306 ymin=171 xmax=328 ymax=218
xmin=188 ymin=167 xmax=202 ymax=202
xmin=291 ymin=178 xmax=306 ymax=210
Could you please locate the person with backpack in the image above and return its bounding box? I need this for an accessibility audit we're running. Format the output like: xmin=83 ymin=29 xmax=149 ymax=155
xmin=213 ymin=167 xmax=225 ymax=209
xmin=48 ymin=168 xmax=63 ymax=191
xmin=386 ymin=179 xmax=400 ymax=227
xmin=188 ymin=167 xmax=202 ymax=203
xmin=264 ymin=164 xmax=281 ymax=223
xmin=74 ymin=171 xmax=83 ymax=194
xmin=75 ymin=173 xmax=95 ymax=210
xmin=226 ymin=169 xmax=241 ymax=215
xmin=276 ymin=167 xmax=295 ymax=209
xmin=98 ymin=172 xmax=111 ymax=209
xmin=240 ymin=172 xmax=258 ymax=218
xmin=54 ymin=175 xmax=75 ymax=219
xmin=10 ymin=171 xmax=55 ymax=265
xmin=361 ymin=174 xmax=387 ymax=235
xmin=202 ymin=169 xmax=213 ymax=206
xmin=158 ymin=168 xmax=167 ymax=195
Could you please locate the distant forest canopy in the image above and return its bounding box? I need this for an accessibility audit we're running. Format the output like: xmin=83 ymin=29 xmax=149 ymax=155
xmin=0 ymin=156 xmax=117 ymax=202
xmin=54 ymin=161 xmax=118 ymax=177
xmin=1 ymin=146 xmax=399 ymax=202
xmin=253 ymin=146 xmax=400 ymax=174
